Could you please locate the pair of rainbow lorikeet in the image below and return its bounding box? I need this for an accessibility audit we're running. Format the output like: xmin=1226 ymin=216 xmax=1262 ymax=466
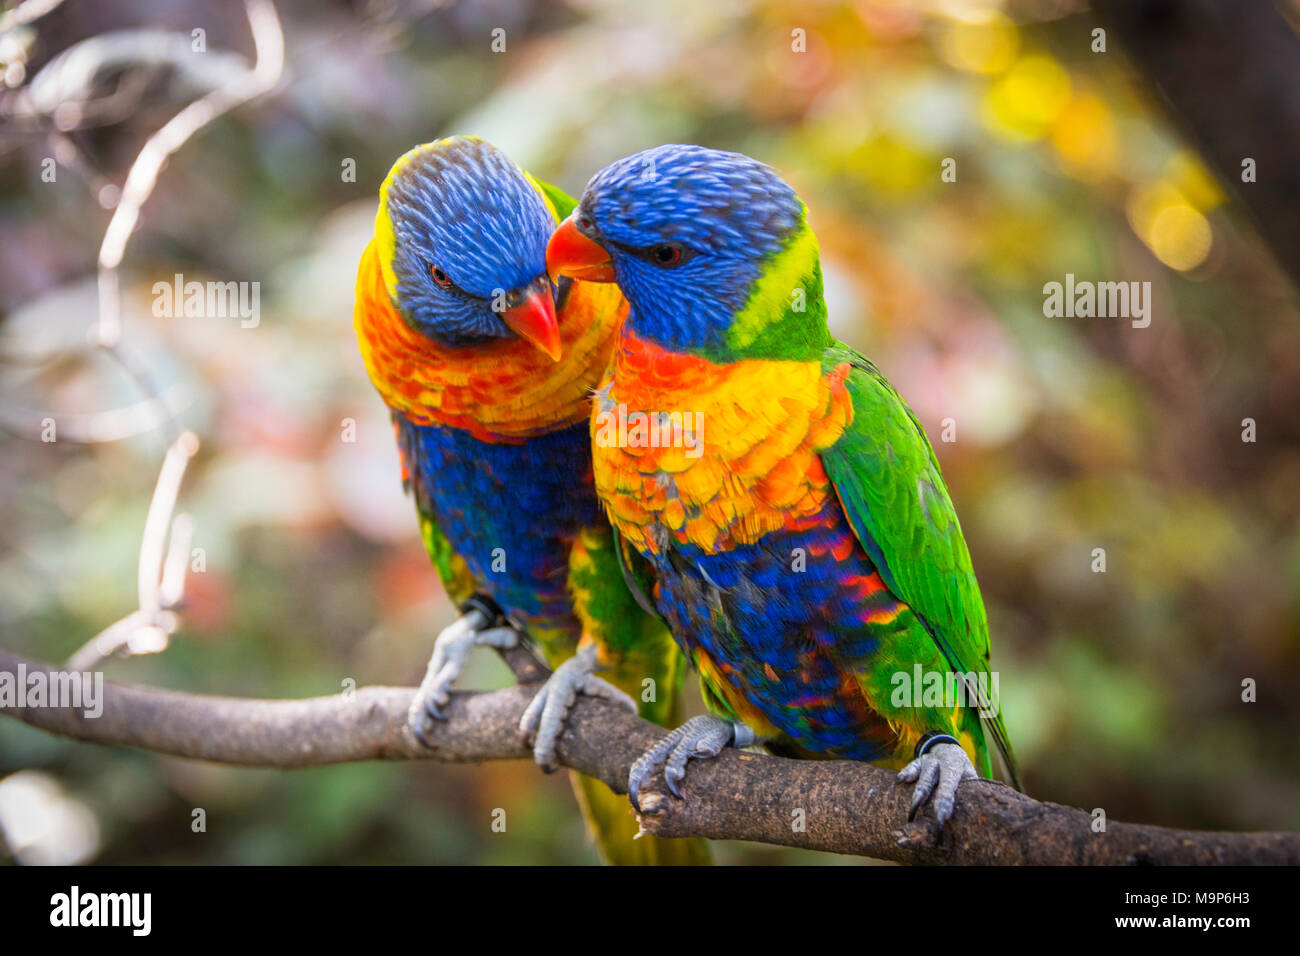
xmin=353 ymin=136 xmax=1020 ymax=865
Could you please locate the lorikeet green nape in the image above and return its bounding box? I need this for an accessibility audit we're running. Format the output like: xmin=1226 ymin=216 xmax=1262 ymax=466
xmin=547 ymin=144 xmax=1022 ymax=827
xmin=353 ymin=136 xmax=708 ymax=864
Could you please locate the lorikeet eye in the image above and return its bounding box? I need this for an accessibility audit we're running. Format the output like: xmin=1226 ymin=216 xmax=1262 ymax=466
xmin=431 ymin=265 xmax=452 ymax=287
xmin=651 ymin=244 xmax=685 ymax=267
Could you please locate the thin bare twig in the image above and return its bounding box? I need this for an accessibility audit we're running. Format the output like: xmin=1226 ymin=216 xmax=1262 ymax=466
xmin=64 ymin=430 xmax=199 ymax=672
xmin=8 ymin=1 xmax=286 ymax=669
xmin=0 ymin=380 xmax=191 ymax=443
xmin=95 ymin=0 xmax=285 ymax=345
xmin=0 ymin=0 xmax=65 ymax=36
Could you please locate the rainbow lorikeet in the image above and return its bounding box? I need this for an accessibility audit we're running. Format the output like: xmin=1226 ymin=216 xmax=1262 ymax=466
xmin=547 ymin=144 xmax=1021 ymax=827
xmin=353 ymin=136 xmax=707 ymax=864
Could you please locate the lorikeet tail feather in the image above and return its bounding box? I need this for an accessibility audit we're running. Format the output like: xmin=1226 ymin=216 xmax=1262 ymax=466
xmin=983 ymin=710 xmax=1023 ymax=792
xmin=570 ymin=774 xmax=711 ymax=866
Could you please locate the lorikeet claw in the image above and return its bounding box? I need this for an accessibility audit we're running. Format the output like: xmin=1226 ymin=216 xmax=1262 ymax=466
xmin=896 ymin=735 xmax=977 ymax=828
xmin=407 ymin=602 xmax=520 ymax=746
xmin=518 ymin=644 xmax=636 ymax=771
xmin=628 ymin=715 xmax=755 ymax=812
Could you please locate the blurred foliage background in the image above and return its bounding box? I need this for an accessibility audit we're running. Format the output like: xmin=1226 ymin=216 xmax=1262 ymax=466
xmin=1 ymin=0 xmax=1297 ymax=865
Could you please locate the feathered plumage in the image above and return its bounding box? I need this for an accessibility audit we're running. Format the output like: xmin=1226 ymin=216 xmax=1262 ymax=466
xmin=549 ymin=144 xmax=1020 ymax=791
xmin=355 ymin=136 xmax=708 ymax=863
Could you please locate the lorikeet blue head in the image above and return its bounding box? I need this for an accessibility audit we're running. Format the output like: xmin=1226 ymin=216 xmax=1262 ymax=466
xmin=547 ymin=144 xmax=826 ymax=361
xmin=377 ymin=135 xmax=561 ymax=359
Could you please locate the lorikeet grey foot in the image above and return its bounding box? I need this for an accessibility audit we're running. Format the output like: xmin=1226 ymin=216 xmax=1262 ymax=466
xmin=897 ymin=735 xmax=978 ymax=828
xmin=518 ymin=643 xmax=636 ymax=772
xmin=408 ymin=602 xmax=520 ymax=745
xmin=628 ymin=715 xmax=756 ymax=811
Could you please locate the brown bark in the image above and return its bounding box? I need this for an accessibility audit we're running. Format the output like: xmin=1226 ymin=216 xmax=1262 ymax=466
xmin=2 ymin=648 xmax=1295 ymax=864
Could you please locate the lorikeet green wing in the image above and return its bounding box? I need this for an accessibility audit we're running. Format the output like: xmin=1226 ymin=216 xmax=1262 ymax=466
xmin=819 ymin=345 xmax=1020 ymax=788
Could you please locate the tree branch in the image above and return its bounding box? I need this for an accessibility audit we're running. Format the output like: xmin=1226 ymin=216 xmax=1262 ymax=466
xmin=2 ymin=648 xmax=1295 ymax=864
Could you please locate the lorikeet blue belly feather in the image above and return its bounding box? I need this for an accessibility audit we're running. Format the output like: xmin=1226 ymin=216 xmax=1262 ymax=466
xmin=397 ymin=418 xmax=599 ymax=632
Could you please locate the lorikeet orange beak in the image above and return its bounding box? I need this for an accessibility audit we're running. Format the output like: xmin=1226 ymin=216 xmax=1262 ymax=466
xmin=503 ymin=284 xmax=562 ymax=361
xmin=547 ymin=214 xmax=615 ymax=282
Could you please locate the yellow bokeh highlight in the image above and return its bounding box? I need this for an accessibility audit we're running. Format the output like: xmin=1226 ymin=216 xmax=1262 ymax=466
xmin=850 ymin=133 xmax=935 ymax=197
xmin=1051 ymin=90 xmax=1118 ymax=180
xmin=983 ymin=54 xmax=1072 ymax=141
xmin=939 ymin=13 xmax=1019 ymax=75
xmin=1126 ymin=180 xmax=1214 ymax=271
xmin=1148 ymin=205 xmax=1213 ymax=271
xmin=1163 ymin=150 xmax=1225 ymax=211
